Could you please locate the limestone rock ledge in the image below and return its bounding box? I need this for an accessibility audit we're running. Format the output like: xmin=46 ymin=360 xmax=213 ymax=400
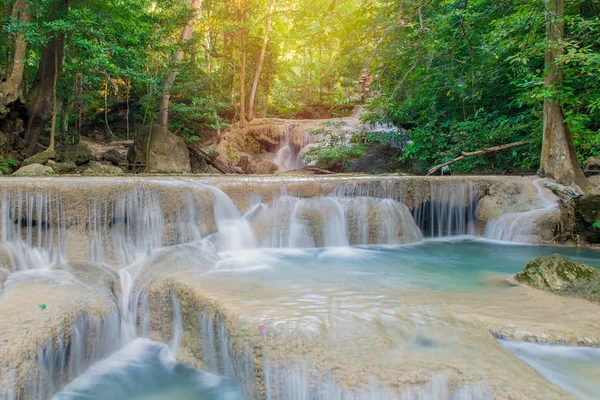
xmin=0 ymin=263 xmax=118 ymax=400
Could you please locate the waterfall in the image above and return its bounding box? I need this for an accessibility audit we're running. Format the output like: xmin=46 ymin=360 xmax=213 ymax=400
xmin=0 ymin=312 xmax=121 ymax=400
xmin=205 ymin=185 xmax=258 ymax=251
xmin=261 ymin=360 xmax=493 ymax=400
xmin=248 ymin=191 xmax=422 ymax=248
xmin=273 ymin=124 xmax=309 ymax=171
xmin=169 ymin=293 xmax=183 ymax=355
xmin=197 ymin=311 xmax=258 ymax=399
xmin=484 ymin=181 xmax=558 ymax=243
xmin=6 ymin=177 xmax=558 ymax=400
xmin=411 ymin=182 xmax=478 ymax=237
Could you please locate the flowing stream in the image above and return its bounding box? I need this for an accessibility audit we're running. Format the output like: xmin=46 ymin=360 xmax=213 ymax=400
xmin=0 ymin=177 xmax=599 ymax=400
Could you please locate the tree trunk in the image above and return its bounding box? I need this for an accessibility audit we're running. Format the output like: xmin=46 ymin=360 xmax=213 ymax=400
xmin=157 ymin=0 xmax=203 ymax=128
xmin=0 ymin=0 xmax=31 ymax=114
xmin=24 ymin=0 xmax=68 ymax=155
xmin=248 ymin=0 xmax=276 ymax=120
xmin=540 ymin=0 xmax=591 ymax=192
xmin=49 ymin=44 xmax=59 ymax=152
xmin=236 ymin=0 xmax=247 ymax=128
xmin=239 ymin=32 xmax=247 ymax=127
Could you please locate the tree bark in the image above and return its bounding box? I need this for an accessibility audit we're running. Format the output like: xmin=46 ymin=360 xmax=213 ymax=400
xmin=540 ymin=0 xmax=591 ymax=192
xmin=0 ymin=0 xmax=31 ymax=114
xmin=157 ymin=0 xmax=203 ymax=128
xmin=49 ymin=44 xmax=59 ymax=152
xmin=236 ymin=0 xmax=247 ymax=128
xmin=248 ymin=0 xmax=276 ymax=120
xmin=239 ymin=34 xmax=247 ymax=127
xmin=24 ymin=0 xmax=68 ymax=154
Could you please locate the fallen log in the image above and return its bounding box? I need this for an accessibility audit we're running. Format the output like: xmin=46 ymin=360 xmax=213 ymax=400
xmin=426 ymin=141 xmax=529 ymax=176
xmin=188 ymin=145 xmax=244 ymax=174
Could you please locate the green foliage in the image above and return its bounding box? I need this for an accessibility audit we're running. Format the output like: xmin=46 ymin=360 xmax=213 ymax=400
xmin=0 ymin=156 xmax=19 ymax=175
xmin=372 ymin=0 xmax=600 ymax=174
xmin=593 ymin=220 xmax=600 ymax=230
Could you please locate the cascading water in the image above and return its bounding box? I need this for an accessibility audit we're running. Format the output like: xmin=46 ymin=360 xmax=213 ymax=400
xmin=2 ymin=177 xmax=595 ymax=400
xmin=273 ymin=124 xmax=304 ymax=171
xmin=246 ymin=188 xmax=422 ymax=248
xmin=484 ymin=180 xmax=558 ymax=243
xmin=411 ymin=182 xmax=478 ymax=237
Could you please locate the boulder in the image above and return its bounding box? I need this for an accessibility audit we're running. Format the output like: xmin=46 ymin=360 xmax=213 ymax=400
xmin=254 ymin=160 xmax=279 ymax=174
xmin=515 ymin=254 xmax=600 ymax=301
xmin=57 ymin=143 xmax=93 ymax=166
xmin=146 ymin=125 xmax=191 ymax=173
xmin=51 ymin=162 xmax=77 ymax=174
xmin=12 ymin=163 xmax=54 ymax=177
xmin=101 ymin=149 xmax=127 ymax=166
xmin=82 ymin=162 xmax=124 ymax=176
xmin=348 ymin=145 xmax=402 ymax=174
xmin=574 ymin=194 xmax=600 ymax=244
xmin=22 ymin=150 xmax=56 ymax=166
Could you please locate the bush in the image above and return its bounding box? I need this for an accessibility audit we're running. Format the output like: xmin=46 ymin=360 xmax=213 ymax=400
xmin=0 ymin=156 xmax=20 ymax=174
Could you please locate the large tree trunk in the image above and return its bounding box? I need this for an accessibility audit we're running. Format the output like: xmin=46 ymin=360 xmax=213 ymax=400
xmin=0 ymin=0 xmax=31 ymax=114
xmin=157 ymin=0 xmax=203 ymax=128
xmin=540 ymin=0 xmax=591 ymax=192
xmin=248 ymin=0 xmax=276 ymax=120
xmin=24 ymin=0 xmax=68 ymax=155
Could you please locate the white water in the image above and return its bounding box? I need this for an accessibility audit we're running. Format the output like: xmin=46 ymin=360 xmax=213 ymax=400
xmin=484 ymin=181 xmax=558 ymax=243
xmin=273 ymin=124 xmax=304 ymax=171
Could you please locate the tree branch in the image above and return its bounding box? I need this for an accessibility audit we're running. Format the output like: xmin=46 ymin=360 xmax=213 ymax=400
xmin=426 ymin=141 xmax=529 ymax=175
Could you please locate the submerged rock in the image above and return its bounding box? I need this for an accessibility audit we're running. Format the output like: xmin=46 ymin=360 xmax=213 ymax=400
xmin=515 ymin=254 xmax=600 ymax=302
xmin=12 ymin=163 xmax=54 ymax=176
xmin=83 ymin=162 xmax=124 ymax=176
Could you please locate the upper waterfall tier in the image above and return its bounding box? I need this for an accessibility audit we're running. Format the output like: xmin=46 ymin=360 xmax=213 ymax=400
xmin=0 ymin=176 xmax=559 ymax=269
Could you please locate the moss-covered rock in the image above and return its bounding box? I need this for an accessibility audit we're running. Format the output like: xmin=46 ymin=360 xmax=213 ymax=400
xmin=101 ymin=149 xmax=127 ymax=166
xmin=515 ymin=254 xmax=600 ymax=302
xmin=57 ymin=143 xmax=93 ymax=166
xmin=22 ymin=150 xmax=56 ymax=166
xmin=12 ymin=163 xmax=54 ymax=177
xmin=82 ymin=162 xmax=124 ymax=176
xmin=50 ymin=162 xmax=77 ymax=174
